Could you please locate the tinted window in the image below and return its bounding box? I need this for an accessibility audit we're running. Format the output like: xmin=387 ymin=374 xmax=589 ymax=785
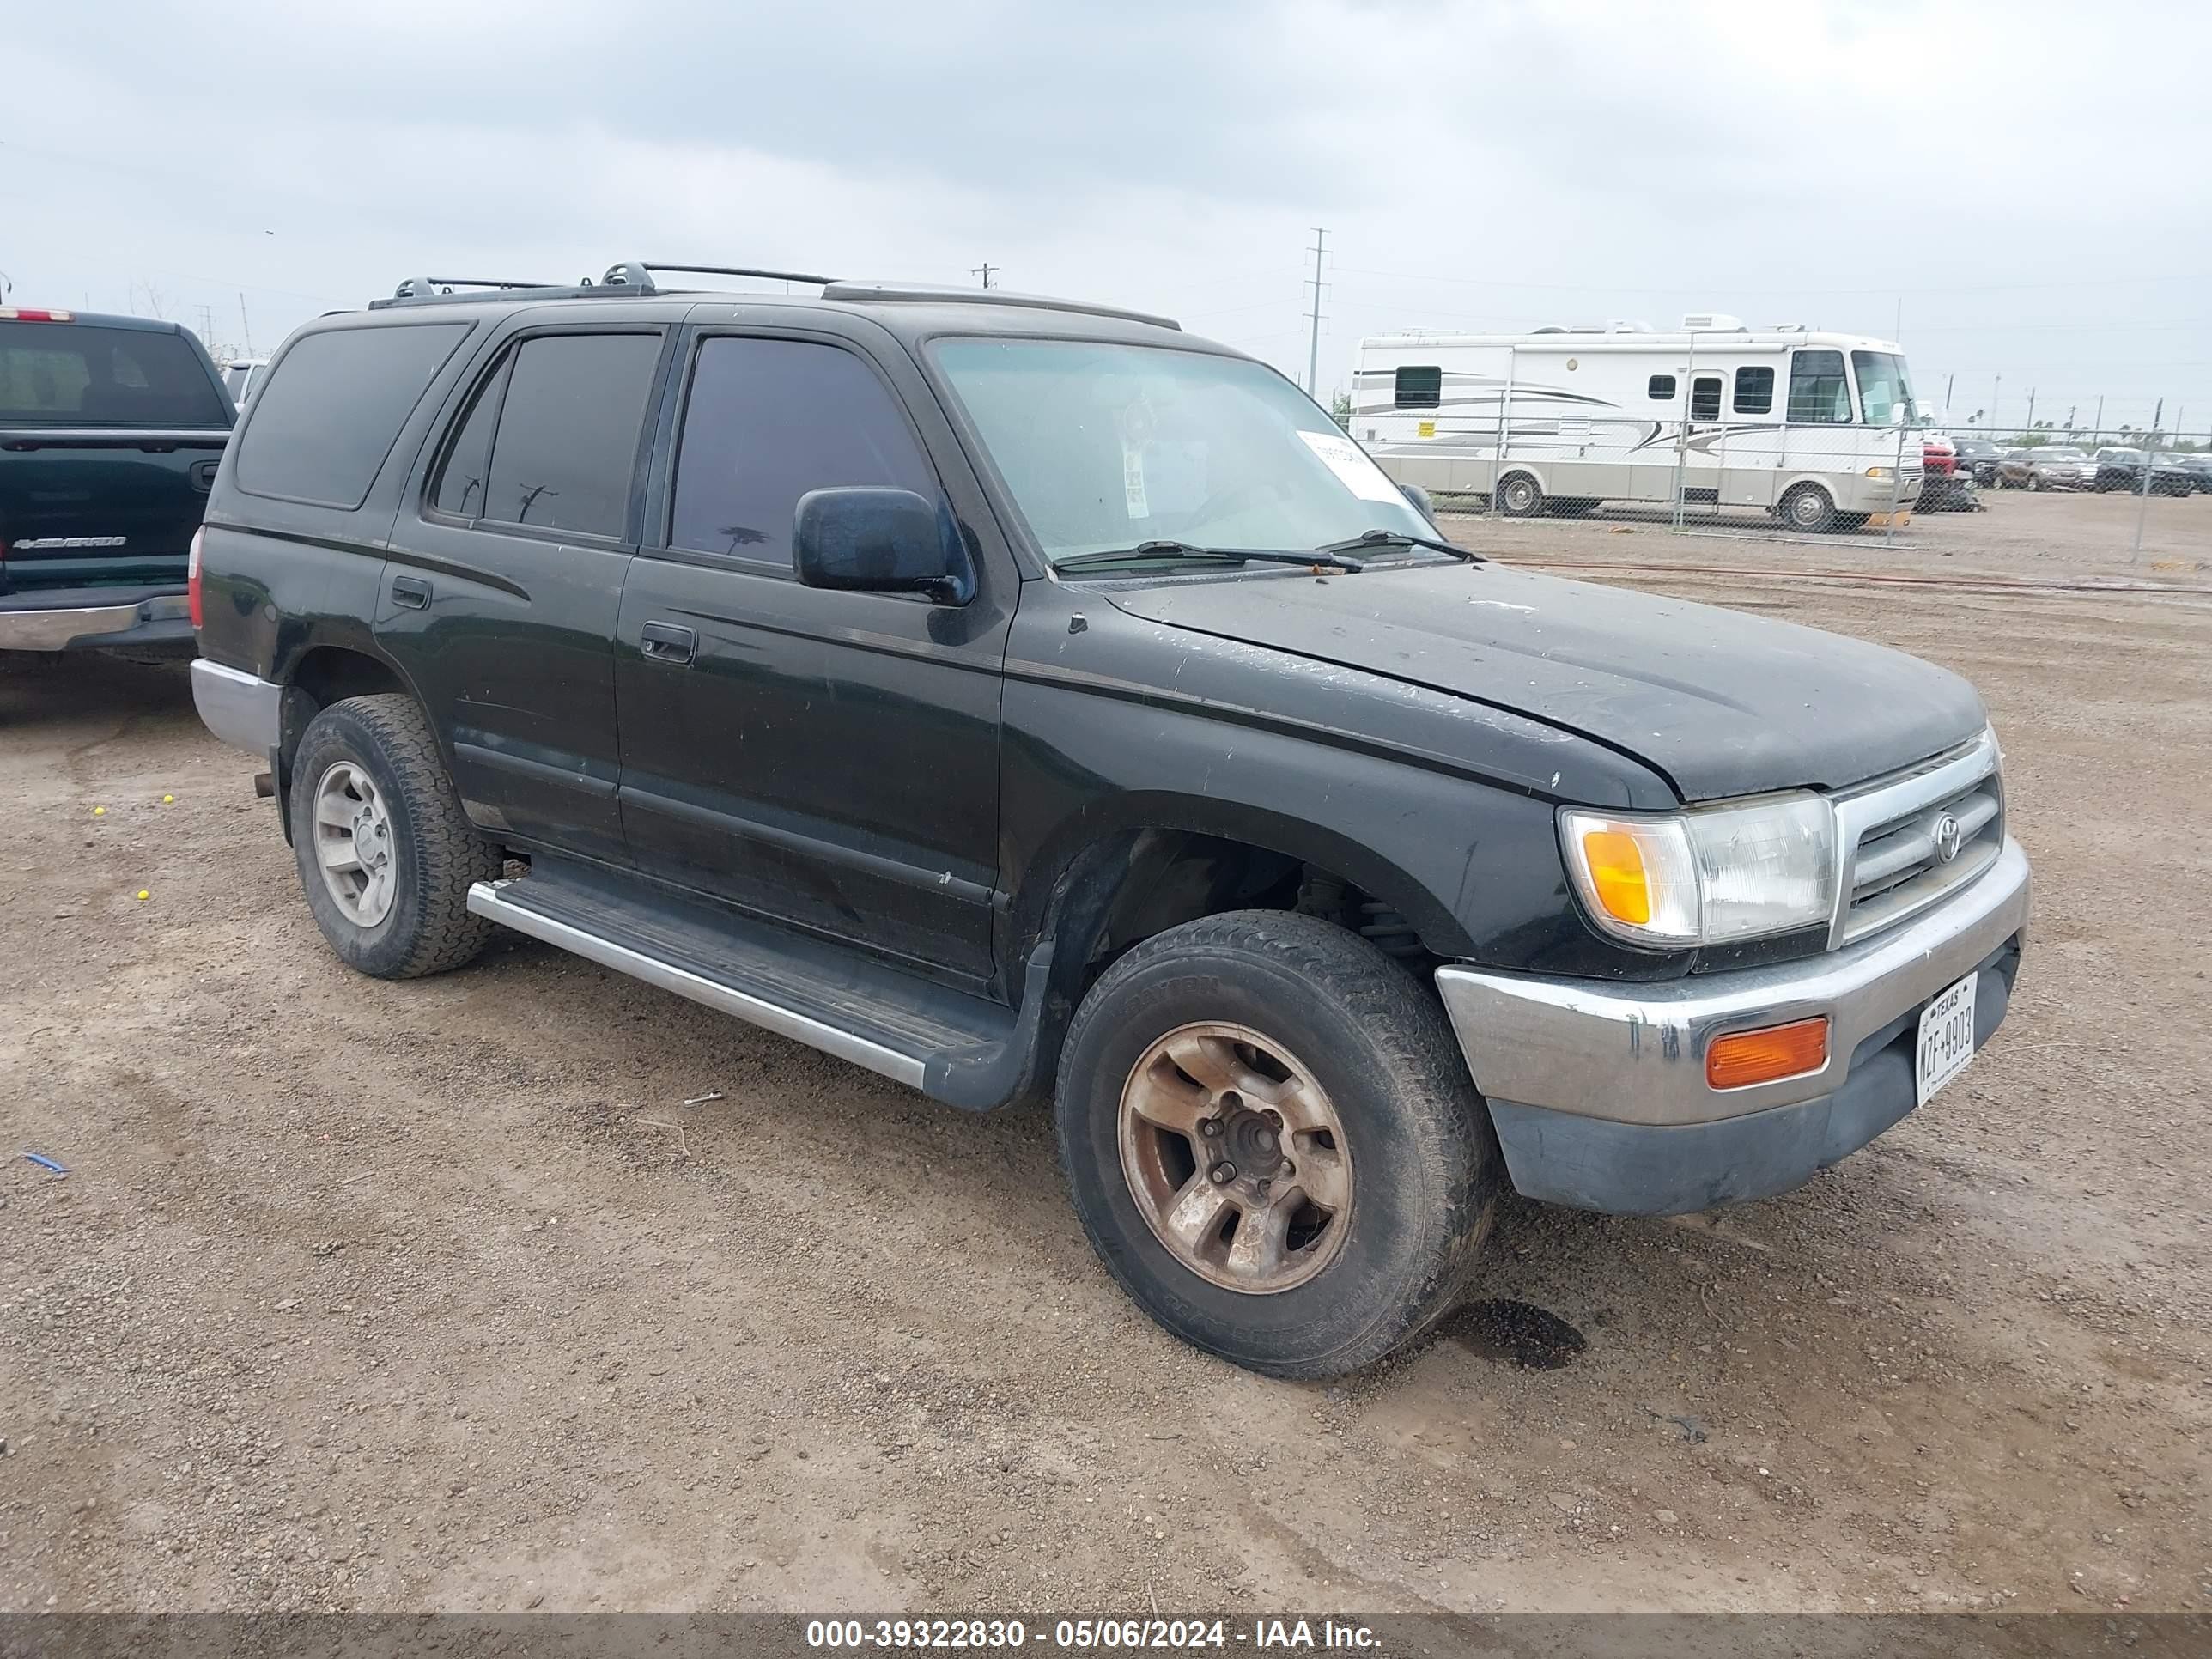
xmin=478 ymin=333 xmax=662 ymax=538
xmin=1733 ymin=365 xmax=1774 ymax=415
xmin=670 ymin=337 xmax=938 ymax=563
xmin=432 ymin=355 xmax=513 ymax=518
xmin=0 ymin=321 xmax=230 ymax=427
xmin=1647 ymin=374 xmax=1675 ymax=400
xmin=1689 ymin=376 xmax=1722 ymax=422
xmin=1393 ymin=366 xmax=1442 ymax=410
xmin=237 ymin=324 xmax=469 ymax=507
xmin=1788 ymin=349 xmax=1850 ymax=424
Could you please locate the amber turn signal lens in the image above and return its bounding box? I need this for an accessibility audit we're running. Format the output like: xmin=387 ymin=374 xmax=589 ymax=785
xmin=1705 ymin=1017 xmax=1829 ymax=1090
xmin=1581 ymin=829 xmax=1651 ymax=925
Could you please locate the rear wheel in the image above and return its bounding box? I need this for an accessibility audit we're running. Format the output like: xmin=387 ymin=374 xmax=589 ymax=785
xmin=289 ymin=693 xmax=500 ymax=979
xmin=2028 ymin=471 xmax=2042 ymax=492
xmin=1054 ymin=911 xmax=1498 ymax=1378
xmin=1495 ymin=472 xmax=1545 ymax=518
xmin=1778 ymin=482 xmax=1839 ymax=532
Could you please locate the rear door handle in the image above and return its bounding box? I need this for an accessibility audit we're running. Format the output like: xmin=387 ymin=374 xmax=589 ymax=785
xmin=641 ymin=621 xmax=696 ymax=665
xmin=392 ymin=575 xmax=432 ymax=610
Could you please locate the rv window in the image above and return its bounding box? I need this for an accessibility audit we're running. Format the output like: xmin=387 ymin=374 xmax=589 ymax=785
xmin=1733 ymin=366 xmax=1774 ymax=416
xmin=1789 ymin=350 xmax=1851 ymax=424
xmin=1647 ymin=374 xmax=1675 ymax=401
xmin=1689 ymin=376 xmax=1722 ymax=422
xmin=1394 ymin=366 xmax=1442 ymax=410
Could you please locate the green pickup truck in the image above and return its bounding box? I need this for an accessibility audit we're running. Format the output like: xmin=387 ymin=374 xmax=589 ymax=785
xmin=0 ymin=307 xmax=234 ymax=654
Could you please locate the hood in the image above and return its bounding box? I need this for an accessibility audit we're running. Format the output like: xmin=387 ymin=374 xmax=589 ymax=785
xmin=1102 ymin=562 xmax=1986 ymax=802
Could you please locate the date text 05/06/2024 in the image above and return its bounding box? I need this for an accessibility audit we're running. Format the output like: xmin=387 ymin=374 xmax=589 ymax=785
xmin=804 ymin=1617 xmax=1382 ymax=1650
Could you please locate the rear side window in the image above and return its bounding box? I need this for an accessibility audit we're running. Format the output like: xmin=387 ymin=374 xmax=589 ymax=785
xmin=669 ymin=337 xmax=939 ymax=564
xmin=0 ymin=321 xmax=230 ymax=427
xmin=1393 ymin=366 xmax=1442 ymax=410
xmin=431 ymin=356 xmax=513 ymax=518
xmin=1689 ymin=376 xmax=1722 ymax=422
xmin=237 ymin=323 xmax=470 ymax=507
xmin=1646 ymin=374 xmax=1675 ymax=400
xmin=1733 ymin=365 xmax=1774 ymax=415
xmin=478 ymin=333 xmax=662 ymax=538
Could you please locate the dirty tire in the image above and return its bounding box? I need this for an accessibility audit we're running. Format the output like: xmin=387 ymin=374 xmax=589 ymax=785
xmin=289 ymin=693 xmax=499 ymax=979
xmin=1054 ymin=910 xmax=1498 ymax=1379
xmin=1495 ymin=472 xmax=1545 ymax=518
xmin=1778 ymin=481 xmax=1839 ymax=532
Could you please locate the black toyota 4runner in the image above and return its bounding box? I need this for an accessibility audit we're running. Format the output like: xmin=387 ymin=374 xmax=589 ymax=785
xmin=191 ymin=263 xmax=2030 ymax=1377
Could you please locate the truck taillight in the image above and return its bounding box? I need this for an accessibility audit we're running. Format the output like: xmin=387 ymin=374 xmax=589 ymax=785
xmin=188 ymin=528 xmax=204 ymax=629
xmin=0 ymin=307 xmax=74 ymax=322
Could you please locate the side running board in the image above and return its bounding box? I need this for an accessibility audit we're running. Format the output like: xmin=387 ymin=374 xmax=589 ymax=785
xmin=465 ymin=860 xmax=1057 ymax=1112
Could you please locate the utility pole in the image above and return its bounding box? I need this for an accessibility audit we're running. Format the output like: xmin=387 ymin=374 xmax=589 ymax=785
xmin=1304 ymin=228 xmax=1328 ymax=396
xmin=2093 ymin=394 xmax=2104 ymax=444
xmin=971 ymin=263 xmax=996 ymax=289
xmin=1942 ymin=373 xmax=1954 ymax=418
xmin=2134 ymin=395 xmax=2163 ymax=556
xmin=239 ymin=293 xmax=254 ymax=356
xmin=2025 ymin=387 xmax=2036 ymax=430
xmin=1991 ymin=374 xmax=2002 ymax=436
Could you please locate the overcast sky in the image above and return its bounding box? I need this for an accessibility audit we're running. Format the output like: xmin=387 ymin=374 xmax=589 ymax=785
xmin=9 ymin=0 xmax=2210 ymax=434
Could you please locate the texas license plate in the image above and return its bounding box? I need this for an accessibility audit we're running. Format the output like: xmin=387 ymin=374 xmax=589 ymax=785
xmin=1915 ymin=973 xmax=1978 ymax=1105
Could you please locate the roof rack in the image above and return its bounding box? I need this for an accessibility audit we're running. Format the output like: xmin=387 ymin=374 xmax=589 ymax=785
xmin=370 ymin=275 xmax=613 ymax=310
xmin=822 ymin=281 xmax=1180 ymax=331
xmin=599 ymin=259 xmax=836 ymax=292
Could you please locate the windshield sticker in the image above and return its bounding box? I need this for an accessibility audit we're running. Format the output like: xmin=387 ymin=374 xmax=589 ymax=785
xmin=1121 ymin=441 xmax=1151 ymax=520
xmin=1297 ymin=429 xmax=1403 ymax=503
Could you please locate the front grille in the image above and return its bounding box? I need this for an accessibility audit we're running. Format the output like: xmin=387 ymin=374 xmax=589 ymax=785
xmin=1831 ymin=735 xmax=2004 ymax=946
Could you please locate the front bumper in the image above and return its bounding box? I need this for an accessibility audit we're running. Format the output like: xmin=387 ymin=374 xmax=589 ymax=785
xmin=1435 ymin=837 xmax=2031 ymax=1213
xmin=0 ymin=592 xmax=191 ymax=652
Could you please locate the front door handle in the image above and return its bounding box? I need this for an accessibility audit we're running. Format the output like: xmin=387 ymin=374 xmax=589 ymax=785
xmin=641 ymin=621 xmax=696 ymax=665
xmin=392 ymin=575 xmax=432 ymax=610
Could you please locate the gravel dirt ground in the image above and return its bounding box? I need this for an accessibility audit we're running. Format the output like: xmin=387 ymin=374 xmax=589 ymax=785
xmin=3 ymin=511 xmax=2207 ymax=1620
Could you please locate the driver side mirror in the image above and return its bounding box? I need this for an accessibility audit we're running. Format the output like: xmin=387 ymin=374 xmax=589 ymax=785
xmin=1400 ymin=482 xmax=1437 ymax=524
xmin=793 ymin=487 xmax=972 ymax=605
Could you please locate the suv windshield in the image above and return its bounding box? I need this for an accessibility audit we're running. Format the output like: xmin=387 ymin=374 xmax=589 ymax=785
xmin=931 ymin=338 xmax=1430 ymax=565
xmin=1850 ymin=351 xmax=1914 ymax=427
xmin=0 ymin=320 xmax=230 ymax=427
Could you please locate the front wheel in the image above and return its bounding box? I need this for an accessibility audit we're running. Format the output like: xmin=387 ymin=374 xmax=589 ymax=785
xmin=1778 ymin=482 xmax=1839 ymax=532
xmin=289 ymin=693 xmax=501 ymax=979
xmin=1494 ymin=472 xmax=1545 ymax=518
xmin=1054 ymin=911 xmax=1498 ymax=1378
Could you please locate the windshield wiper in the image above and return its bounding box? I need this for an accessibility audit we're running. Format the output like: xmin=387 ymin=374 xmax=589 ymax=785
xmin=1055 ymin=540 xmax=1366 ymax=574
xmin=1314 ymin=527 xmax=1485 ymax=563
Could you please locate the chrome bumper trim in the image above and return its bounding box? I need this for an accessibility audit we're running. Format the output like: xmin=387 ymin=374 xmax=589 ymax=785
xmin=1435 ymin=837 xmax=2030 ymax=1127
xmin=190 ymin=658 xmax=283 ymax=757
xmin=0 ymin=596 xmax=185 ymax=651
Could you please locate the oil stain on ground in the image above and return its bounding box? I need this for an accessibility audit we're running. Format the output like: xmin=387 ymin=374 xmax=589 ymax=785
xmin=1438 ymin=1300 xmax=1589 ymax=1370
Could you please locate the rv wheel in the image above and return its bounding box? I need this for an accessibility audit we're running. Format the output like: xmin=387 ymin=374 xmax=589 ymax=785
xmin=1496 ymin=473 xmax=1545 ymax=517
xmin=1778 ymin=483 xmax=1838 ymax=532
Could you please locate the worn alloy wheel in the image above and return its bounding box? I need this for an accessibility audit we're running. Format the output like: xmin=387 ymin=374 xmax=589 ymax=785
xmin=311 ymin=759 xmax=399 ymax=927
xmin=1118 ymin=1020 xmax=1352 ymax=1294
xmin=289 ymin=693 xmax=499 ymax=979
xmin=1779 ymin=482 xmax=1838 ymax=532
xmin=1055 ymin=910 xmax=1498 ymax=1378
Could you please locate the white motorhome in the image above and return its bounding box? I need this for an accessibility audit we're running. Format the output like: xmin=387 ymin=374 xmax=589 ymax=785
xmin=1352 ymin=316 xmax=1925 ymax=532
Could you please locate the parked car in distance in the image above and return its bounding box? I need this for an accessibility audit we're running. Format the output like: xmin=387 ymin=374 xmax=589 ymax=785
xmin=0 ymin=307 xmax=233 ymax=654
xmin=1917 ymin=435 xmax=1977 ymax=512
xmin=1950 ymin=436 xmax=2003 ymax=487
xmin=2093 ymin=447 xmax=2195 ymax=495
xmin=188 ymin=264 xmax=2032 ymax=1378
xmin=2172 ymin=453 xmax=2212 ymax=493
xmin=221 ymin=356 xmax=269 ymax=405
xmin=1997 ymin=447 xmax=2095 ymax=490
xmin=2154 ymin=453 xmax=2206 ymax=495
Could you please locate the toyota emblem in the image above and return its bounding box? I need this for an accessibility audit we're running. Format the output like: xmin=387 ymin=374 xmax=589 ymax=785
xmin=1931 ymin=811 xmax=1964 ymax=864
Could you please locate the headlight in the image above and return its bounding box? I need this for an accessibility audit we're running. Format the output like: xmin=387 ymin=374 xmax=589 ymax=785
xmin=1560 ymin=794 xmax=1838 ymax=947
